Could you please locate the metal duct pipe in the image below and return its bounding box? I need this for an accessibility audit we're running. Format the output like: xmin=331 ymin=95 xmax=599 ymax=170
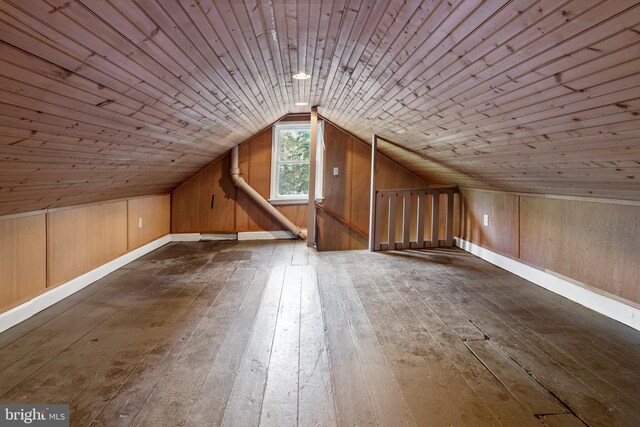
xmin=230 ymin=146 xmax=306 ymax=240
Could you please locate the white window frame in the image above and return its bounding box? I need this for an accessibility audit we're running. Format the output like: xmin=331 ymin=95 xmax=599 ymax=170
xmin=270 ymin=120 xmax=324 ymax=204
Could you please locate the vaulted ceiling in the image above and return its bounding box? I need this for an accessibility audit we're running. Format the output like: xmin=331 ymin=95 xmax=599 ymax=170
xmin=1 ymin=0 xmax=639 ymax=214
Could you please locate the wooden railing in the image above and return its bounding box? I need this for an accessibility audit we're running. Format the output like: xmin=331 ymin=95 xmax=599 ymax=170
xmin=372 ymin=187 xmax=457 ymax=251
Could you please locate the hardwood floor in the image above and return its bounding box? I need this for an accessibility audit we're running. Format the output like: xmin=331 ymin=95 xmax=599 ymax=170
xmin=0 ymin=240 xmax=639 ymax=426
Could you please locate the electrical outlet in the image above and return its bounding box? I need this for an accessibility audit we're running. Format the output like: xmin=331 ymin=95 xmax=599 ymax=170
xmin=333 ymin=167 xmax=339 ymax=176
xmin=138 ymin=217 xmax=143 ymax=228
xmin=483 ymin=214 xmax=489 ymax=226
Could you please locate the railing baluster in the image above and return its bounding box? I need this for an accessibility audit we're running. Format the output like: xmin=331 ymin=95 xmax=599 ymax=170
xmin=445 ymin=191 xmax=454 ymax=247
xmin=402 ymin=191 xmax=411 ymax=249
xmin=387 ymin=192 xmax=397 ymax=250
xmin=372 ymin=187 xmax=457 ymax=251
xmin=431 ymin=190 xmax=440 ymax=248
xmin=416 ymin=190 xmax=425 ymax=249
xmin=375 ymin=192 xmax=383 ymax=251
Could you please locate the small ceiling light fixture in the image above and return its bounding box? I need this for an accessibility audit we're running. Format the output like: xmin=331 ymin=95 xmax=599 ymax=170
xmin=295 ymin=101 xmax=309 ymax=106
xmin=293 ymin=72 xmax=311 ymax=80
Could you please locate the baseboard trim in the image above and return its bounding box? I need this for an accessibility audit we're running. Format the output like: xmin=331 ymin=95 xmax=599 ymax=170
xmin=200 ymin=233 xmax=237 ymax=241
xmin=237 ymin=230 xmax=300 ymax=240
xmin=172 ymin=233 xmax=238 ymax=242
xmin=172 ymin=231 xmax=305 ymax=241
xmin=0 ymin=234 xmax=172 ymax=334
xmin=170 ymin=233 xmax=201 ymax=242
xmin=454 ymin=237 xmax=640 ymax=331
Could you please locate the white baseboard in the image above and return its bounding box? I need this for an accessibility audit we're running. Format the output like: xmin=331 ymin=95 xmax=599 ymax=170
xmin=171 ymin=233 xmax=201 ymax=242
xmin=173 ymin=233 xmax=238 ymax=241
xmin=0 ymin=235 xmax=172 ymax=334
xmin=238 ymin=230 xmax=300 ymax=240
xmin=454 ymin=237 xmax=640 ymax=331
xmin=200 ymin=233 xmax=237 ymax=241
xmin=172 ymin=231 xmax=303 ymax=242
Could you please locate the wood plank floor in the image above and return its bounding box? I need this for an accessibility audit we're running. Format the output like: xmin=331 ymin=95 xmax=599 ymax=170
xmin=1 ymin=240 xmax=639 ymax=426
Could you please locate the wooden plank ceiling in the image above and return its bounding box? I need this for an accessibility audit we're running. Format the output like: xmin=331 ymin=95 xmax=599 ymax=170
xmin=1 ymin=0 xmax=640 ymax=214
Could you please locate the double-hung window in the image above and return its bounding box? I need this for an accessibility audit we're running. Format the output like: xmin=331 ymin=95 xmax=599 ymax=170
xmin=270 ymin=121 xmax=324 ymax=203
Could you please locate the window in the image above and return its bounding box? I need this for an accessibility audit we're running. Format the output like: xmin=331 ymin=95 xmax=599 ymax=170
xmin=270 ymin=121 xmax=324 ymax=203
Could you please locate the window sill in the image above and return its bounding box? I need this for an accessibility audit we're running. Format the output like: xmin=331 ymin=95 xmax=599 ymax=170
xmin=268 ymin=198 xmax=324 ymax=206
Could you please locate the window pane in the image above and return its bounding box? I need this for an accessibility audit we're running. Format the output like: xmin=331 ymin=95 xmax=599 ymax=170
xmin=278 ymin=163 xmax=309 ymax=196
xmin=279 ymin=129 xmax=310 ymax=161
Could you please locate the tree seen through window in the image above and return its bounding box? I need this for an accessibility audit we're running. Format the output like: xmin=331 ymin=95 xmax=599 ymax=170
xmin=277 ymin=128 xmax=310 ymax=197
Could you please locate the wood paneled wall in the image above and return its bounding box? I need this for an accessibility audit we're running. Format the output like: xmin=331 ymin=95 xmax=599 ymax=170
xmin=128 ymin=194 xmax=171 ymax=250
xmin=0 ymin=214 xmax=47 ymax=312
xmin=171 ymin=116 xmax=442 ymax=251
xmin=460 ymin=188 xmax=640 ymax=305
xmin=318 ymin=123 xmax=434 ymax=251
xmin=0 ymin=194 xmax=170 ymax=313
xmin=169 ymin=148 xmax=307 ymax=234
xmin=171 ymin=152 xmax=238 ymax=233
xmin=172 ymin=117 xmax=308 ymax=234
xmin=459 ymin=190 xmax=520 ymax=258
xmin=519 ymin=197 xmax=640 ymax=304
xmin=48 ymin=201 xmax=128 ymax=286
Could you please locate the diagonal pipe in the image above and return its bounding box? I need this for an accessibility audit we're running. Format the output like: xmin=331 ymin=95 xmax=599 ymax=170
xmin=229 ymin=145 xmax=306 ymax=240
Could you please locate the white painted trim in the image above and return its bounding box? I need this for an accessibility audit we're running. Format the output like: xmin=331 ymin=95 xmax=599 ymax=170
xmin=268 ymin=197 xmax=325 ymax=205
xmin=172 ymin=232 xmax=303 ymax=242
xmin=454 ymin=237 xmax=640 ymax=331
xmin=200 ymin=233 xmax=237 ymax=241
xmin=171 ymin=233 xmax=201 ymax=242
xmin=267 ymin=199 xmax=309 ymax=205
xmin=237 ymin=230 xmax=303 ymax=241
xmin=0 ymin=235 xmax=171 ymax=334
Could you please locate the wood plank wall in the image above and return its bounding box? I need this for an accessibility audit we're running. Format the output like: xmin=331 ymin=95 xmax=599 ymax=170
xmin=48 ymin=201 xmax=128 ymax=286
xmin=318 ymin=123 xmax=446 ymax=251
xmin=0 ymin=214 xmax=47 ymax=312
xmin=0 ymin=194 xmax=170 ymax=313
xmin=171 ymin=116 xmax=309 ymax=234
xmin=459 ymin=189 xmax=640 ymax=305
xmin=171 ymin=116 xmax=448 ymax=251
xmin=459 ymin=190 xmax=520 ymax=257
xmin=128 ymin=195 xmax=171 ymax=250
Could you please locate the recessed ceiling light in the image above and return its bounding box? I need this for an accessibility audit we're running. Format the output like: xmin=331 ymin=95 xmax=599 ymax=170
xmin=393 ymin=129 xmax=406 ymax=134
xmin=295 ymin=101 xmax=308 ymax=106
xmin=293 ymin=72 xmax=311 ymax=80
